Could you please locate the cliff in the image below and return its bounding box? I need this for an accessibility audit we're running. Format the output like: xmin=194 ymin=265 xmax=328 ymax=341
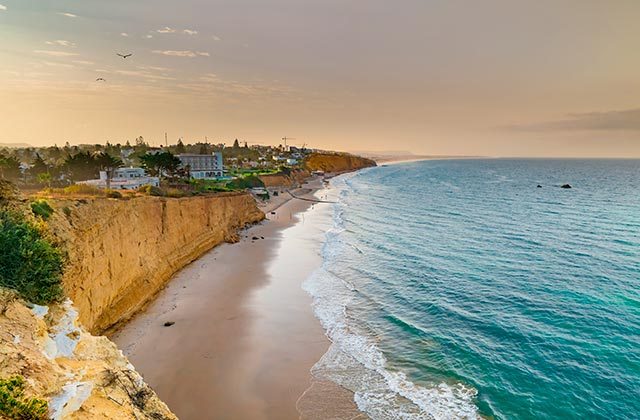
xmin=0 ymin=289 xmax=176 ymax=419
xmin=47 ymin=192 xmax=265 ymax=334
xmin=304 ymin=153 xmax=377 ymax=173
xmin=259 ymin=169 xmax=310 ymax=188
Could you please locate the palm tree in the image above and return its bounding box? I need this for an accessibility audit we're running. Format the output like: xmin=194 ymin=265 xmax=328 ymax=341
xmin=95 ymin=152 xmax=123 ymax=190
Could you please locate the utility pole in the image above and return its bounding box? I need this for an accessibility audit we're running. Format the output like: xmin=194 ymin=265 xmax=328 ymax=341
xmin=165 ymin=132 xmax=168 ymax=147
xmin=282 ymin=137 xmax=296 ymax=151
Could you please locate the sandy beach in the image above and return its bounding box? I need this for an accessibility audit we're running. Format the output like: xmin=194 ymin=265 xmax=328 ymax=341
xmin=111 ymin=177 xmax=363 ymax=419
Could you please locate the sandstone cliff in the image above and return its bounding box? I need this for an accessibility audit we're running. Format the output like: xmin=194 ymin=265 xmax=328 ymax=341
xmin=0 ymin=289 xmax=176 ymax=419
xmin=47 ymin=192 xmax=265 ymax=334
xmin=259 ymin=169 xmax=310 ymax=188
xmin=304 ymin=153 xmax=377 ymax=173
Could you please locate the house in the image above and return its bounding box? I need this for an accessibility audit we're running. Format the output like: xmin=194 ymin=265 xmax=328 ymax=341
xmin=178 ymin=152 xmax=224 ymax=179
xmin=78 ymin=167 xmax=159 ymax=190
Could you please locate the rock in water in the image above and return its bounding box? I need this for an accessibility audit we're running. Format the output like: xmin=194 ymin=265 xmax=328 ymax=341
xmin=561 ymin=184 xmax=572 ymax=189
xmin=537 ymin=185 xmax=542 ymax=188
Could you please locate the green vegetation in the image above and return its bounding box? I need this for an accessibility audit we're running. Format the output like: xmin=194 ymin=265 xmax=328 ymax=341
xmin=137 ymin=185 xmax=165 ymax=196
xmin=0 ymin=210 xmax=64 ymax=304
xmin=30 ymin=200 xmax=54 ymax=220
xmin=139 ymin=152 xmax=181 ymax=178
xmin=0 ymin=376 xmax=48 ymax=420
xmin=104 ymin=189 xmax=123 ymax=199
xmin=226 ymin=174 xmax=265 ymax=190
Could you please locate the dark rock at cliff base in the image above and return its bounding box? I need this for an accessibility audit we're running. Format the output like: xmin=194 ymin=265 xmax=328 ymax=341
xmin=163 ymin=321 xmax=175 ymax=327
xmin=561 ymin=184 xmax=572 ymax=189
xmin=537 ymin=185 xmax=542 ymax=188
xmin=252 ymin=236 xmax=259 ymax=240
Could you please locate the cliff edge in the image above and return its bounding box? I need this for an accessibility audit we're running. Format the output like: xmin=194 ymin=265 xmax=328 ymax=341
xmin=47 ymin=192 xmax=265 ymax=334
xmin=304 ymin=152 xmax=377 ymax=173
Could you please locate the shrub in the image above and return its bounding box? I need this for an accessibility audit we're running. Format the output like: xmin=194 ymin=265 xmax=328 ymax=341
xmin=0 ymin=210 xmax=64 ymax=304
xmin=165 ymin=188 xmax=189 ymax=198
xmin=30 ymin=200 xmax=54 ymax=220
xmin=137 ymin=185 xmax=165 ymax=197
xmin=62 ymin=207 xmax=72 ymax=218
xmin=226 ymin=175 xmax=264 ymax=190
xmin=0 ymin=376 xmax=48 ymax=420
xmin=105 ymin=189 xmax=122 ymax=199
xmin=46 ymin=184 xmax=103 ymax=196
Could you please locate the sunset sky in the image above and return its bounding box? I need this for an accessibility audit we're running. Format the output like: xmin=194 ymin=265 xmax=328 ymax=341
xmin=1 ymin=0 xmax=639 ymax=156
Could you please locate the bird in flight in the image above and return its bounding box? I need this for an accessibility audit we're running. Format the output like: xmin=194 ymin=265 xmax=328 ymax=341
xmin=96 ymin=78 xmax=106 ymax=82
xmin=116 ymin=53 xmax=132 ymax=59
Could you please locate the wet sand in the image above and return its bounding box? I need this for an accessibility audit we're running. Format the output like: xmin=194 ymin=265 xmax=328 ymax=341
xmin=111 ymin=179 xmax=362 ymax=419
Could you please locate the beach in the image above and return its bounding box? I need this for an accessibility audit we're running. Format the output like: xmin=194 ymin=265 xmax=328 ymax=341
xmin=111 ymin=177 xmax=363 ymax=419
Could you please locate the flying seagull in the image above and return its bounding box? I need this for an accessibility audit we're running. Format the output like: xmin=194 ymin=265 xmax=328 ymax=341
xmin=116 ymin=53 xmax=132 ymax=59
xmin=96 ymin=78 xmax=106 ymax=82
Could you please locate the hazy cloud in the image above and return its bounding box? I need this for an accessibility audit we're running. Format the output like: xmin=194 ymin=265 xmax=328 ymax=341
xmin=156 ymin=27 xmax=176 ymax=34
xmin=212 ymin=35 xmax=222 ymax=41
xmin=41 ymin=61 xmax=74 ymax=68
xmin=152 ymin=50 xmax=208 ymax=58
xmin=507 ymin=108 xmax=640 ymax=132
xmin=144 ymin=34 xmax=153 ymax=39
xmin=0 ymin=4 xmax=7 ymax=11
xmin=73 ymin=60 xmax=95 ymax=66
xmin=34 ymin=50 xmax=79 ymax=57
xmin=121 ymin=32 xmax=129 ymax=37
xmin=115 ymin=69 xmax=176 ymax=81
xmin=58 ymin=12 xmax=77 ymax=18
xmin=183 ymin=29 xmax=198 ymax=35
xmin=46 ymin=40 xmax=75 ymax=47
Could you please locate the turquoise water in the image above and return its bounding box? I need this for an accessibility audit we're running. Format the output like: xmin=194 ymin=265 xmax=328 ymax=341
xmin=305 ymin=159 xmax=640 ymax=419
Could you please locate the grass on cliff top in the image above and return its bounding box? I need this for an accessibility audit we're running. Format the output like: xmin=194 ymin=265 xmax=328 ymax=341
xmin=0 ymin=375 xmax=48 ymax=420
xmin=0 ymin=209 xmax=64 ymax=305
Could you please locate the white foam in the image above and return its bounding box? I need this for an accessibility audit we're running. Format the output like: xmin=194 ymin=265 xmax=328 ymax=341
xmin=302 ymin=174 xmax=481 ymax=420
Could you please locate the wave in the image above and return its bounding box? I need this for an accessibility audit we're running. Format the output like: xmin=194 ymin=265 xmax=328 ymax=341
xmin=302 ymin=174 xmax=481 ymax=420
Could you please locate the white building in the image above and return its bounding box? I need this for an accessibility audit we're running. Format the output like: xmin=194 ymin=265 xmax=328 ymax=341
xmin=178 ymin=152 xmax=224 ymax=179
xmin=79 ymin=167 xmax=159 ymax=190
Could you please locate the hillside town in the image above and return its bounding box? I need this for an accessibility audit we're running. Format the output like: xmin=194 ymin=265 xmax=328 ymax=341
xmin=0 ymin=138 xmax=327 ymax=197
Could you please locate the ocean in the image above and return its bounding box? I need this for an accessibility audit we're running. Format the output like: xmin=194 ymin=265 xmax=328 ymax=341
xmin=303 ymin=159 xmax=640 ymax=419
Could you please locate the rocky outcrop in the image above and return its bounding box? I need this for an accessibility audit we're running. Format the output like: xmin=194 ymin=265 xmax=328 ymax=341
xmin=0 ymin=289 xmax=176 ymax=419
xmin=304 ymin=153 xmax=377 ymax=173
xmin=47 ymin=192 xmax=264 ymax=334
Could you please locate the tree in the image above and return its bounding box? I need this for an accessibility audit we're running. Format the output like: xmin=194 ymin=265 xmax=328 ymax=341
xmin=233 ymin=139 xmax=240 ymax=149
xmin=28 ymin=154 xmax=50 ymax=184
xmin=0 ymin=154 xmax=21 ymax=182
xmin=140 ymin=152 xmax=181 ymax=178
xmin=175 ymin=140 xmax=186 ymax=154
xmin=63 ymin=152 xmax=100 ymax=181
xmin=37 ymin=172 xmax=52 ymax=188
xmin=95 ymin=152 xmax=123 ymax=190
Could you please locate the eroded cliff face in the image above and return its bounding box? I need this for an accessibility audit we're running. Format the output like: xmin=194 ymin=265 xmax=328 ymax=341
xmin=304 ymin=153 xmax=377 ymax=173
xmin=259 ymin=170 xmax=310 ymax=188
xmin=47 ymin=192 xmax=264 ymax=334
xmin=0 ymin=290 xmax=176 ymax=419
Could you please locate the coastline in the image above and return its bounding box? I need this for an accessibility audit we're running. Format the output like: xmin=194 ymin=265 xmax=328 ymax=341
xmin=111 ymin=175 xmax=364 ymax=419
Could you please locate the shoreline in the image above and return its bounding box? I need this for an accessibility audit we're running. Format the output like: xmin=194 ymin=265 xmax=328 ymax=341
xmin=111 ymin=175 xmax=364 ymax=419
